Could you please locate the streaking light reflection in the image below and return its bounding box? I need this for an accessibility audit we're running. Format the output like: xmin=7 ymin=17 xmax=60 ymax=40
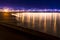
xmin=12 ymin=12 xmax=58 ymax=33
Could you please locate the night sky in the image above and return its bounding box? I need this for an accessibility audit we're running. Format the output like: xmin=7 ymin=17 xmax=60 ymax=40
xmin=0 ymin=0 xmax=60 ymax=9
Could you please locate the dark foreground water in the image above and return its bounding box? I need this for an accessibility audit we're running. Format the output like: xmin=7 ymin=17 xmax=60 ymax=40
xmin=0 ymin=12 xmax=60 ymax=38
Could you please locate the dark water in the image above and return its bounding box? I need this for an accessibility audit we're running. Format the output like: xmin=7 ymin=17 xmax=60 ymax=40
xmin=0 ymin=12 xmax=60 ymax=38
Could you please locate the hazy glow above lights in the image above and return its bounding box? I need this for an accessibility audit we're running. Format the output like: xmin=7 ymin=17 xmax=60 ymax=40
xmin=30 ymin=9 xmax=60 ymax=11
xmin=17 ymin=9 xmax=60 ymax=11
xmin=3 ymin=8 xmax=9 ymax=12
xmin=1 ymin=7 xmax=60 ymax=12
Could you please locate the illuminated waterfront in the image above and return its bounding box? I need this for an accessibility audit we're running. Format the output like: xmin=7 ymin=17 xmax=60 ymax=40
xmin=0 ymin=11 xmax=60 ymax=38
xmin=11 ymin=12 xmax=60 ymax=37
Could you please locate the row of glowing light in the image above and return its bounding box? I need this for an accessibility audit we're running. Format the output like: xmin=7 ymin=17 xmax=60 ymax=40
xmin=2 ymin=8 xmax=60 ymax=12
xmin=13 ymin=13 xmax=58 ymax=19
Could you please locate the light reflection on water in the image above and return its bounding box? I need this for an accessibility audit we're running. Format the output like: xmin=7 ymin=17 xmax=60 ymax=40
xmin=2 ymin=12 xmax=10 ymax=22
xmin=12 ymin=12 xmax=60 ymax=37
xmin=44 ymin=14 xmax=47 ymax=32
